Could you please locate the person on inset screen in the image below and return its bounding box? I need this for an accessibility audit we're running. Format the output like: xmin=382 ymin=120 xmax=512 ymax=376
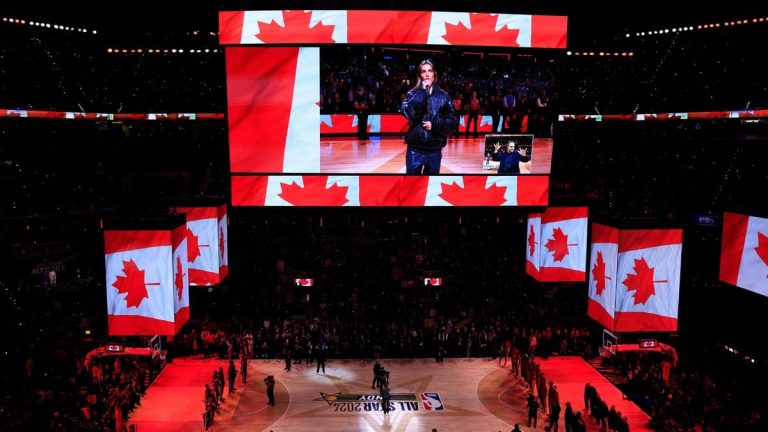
xmin=400 ymin=60 xmax=458 ymax=174
xmin=493 ymin=140 xmax=529 ymax=174
xmin=534 ymin=89 xmax=552 ymax=137
xmin=354 ymin=85 xmax=371 ymax=140
xmin=488 ymin=94 xmax=504 ymax=134
xmin=502 ymin=87 xmax=517 ymax=132
xmin=466 ymin=90 xmax=481 ymax=137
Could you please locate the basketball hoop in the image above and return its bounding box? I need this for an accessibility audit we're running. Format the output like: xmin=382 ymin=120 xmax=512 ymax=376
xmin=601 ymin=329 xmax=618 ymax=357
xmin=598 ymin=345 xmax=616 ymax=358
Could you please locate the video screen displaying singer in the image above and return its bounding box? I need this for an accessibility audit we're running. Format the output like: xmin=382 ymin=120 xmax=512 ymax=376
xmin=227 ymin=45 xmax=557 ymax=175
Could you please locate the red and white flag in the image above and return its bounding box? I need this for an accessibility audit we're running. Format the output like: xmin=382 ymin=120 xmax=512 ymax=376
xmin=218 ymin=10 xmax=567 ymax=48
xmin=174 ymin=207 xmax=222 ymax=286
xmin=539 ymin=207 xmax=588 ymax=282
xmin=614 ymin=229 xmax=682 ymax=332
xmin=526 ymin=214 xmax=541 ymax=279
xmin=218 ymin=205 xmax=229 ymax=280
xmin=232 ymin=175 xmax=548 ymax=207
xmin=428 ymin=12 xmax=531 ymax=47
xmin=587 ymin=224 xmax=619 ymax=330
xmin=425 ymin=176 xmax=517 ymax=206
xmin=171 ymin=225 xmax=189 ymax=333
xmin=104 ymin=231 xmax=175 ymax=335
xmin=227 ymin=47 xmax=319 ymax=174
xmin=720 ymin=212 xmax=768 ymax=297
xmin=424 ymin=278 xmax=443 ymax=286
xmin=294 ymin=278 xmax=314 ymax=287
xmin=265 ymin=175 xmax=359 ymax=206
xmin=359 ymin=176 xmax=429 ymax=207
xmin=235 ymin=10 xmax=347 ymax=44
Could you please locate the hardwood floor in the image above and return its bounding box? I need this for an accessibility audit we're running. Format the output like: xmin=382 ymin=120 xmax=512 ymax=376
xmin=320 ymin=136 xmax=553 ymax=175
xmin=128 ymin=356 xmax=647 ymax=431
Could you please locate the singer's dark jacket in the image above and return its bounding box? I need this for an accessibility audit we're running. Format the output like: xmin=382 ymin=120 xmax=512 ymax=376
xmin=400 ymin=83 xmax=458 ymax=151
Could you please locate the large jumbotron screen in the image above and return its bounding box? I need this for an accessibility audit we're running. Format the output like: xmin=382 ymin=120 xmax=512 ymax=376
xmin=220 ymin=10 xmax=567 ymax=207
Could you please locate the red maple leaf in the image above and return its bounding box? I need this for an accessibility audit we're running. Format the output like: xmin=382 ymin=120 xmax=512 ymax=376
xmin=756 ymin=232 xmax=768 ymax=278
xmin=112 ymin=259 xmax=159 ymax=308
xmin=219 ymin=227 xmax=226 ymax=259
xmin=544 ymin=228 xmax=578 ymax=262
xmin=622 ymin=257 xmax=667 ymax=305
xmin=256 ymin=11 xmax=336 ymax=44
xmin=442 ymin=14 xmax=520 ymax=47
xmin=592 ymin=251 xmax=611 ymax=296
xmin=320 ymin=115 xmax=360 ymax=134
xmin=438 ymin=177 xmax=507 ymax=206
xmin=527 ymin=224 xmax=536 ymax=257
xmin=174 ymin=256 xmax=185 ymax=301
xmin=279 ymin=176 xmax=349 ymax=206
xmin=186 ymin=227 xmax=202 ymax=263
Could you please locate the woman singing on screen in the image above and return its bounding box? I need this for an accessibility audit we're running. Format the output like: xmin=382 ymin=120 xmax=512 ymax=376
xmin=400 ymin=60 xmax=458 ymax=174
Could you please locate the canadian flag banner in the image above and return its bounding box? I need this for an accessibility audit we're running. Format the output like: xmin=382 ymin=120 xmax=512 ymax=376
xmin=227 ymin=46 xmax=319 ymax=174
xmin=457 ymin=115 xmax=495 ymax=133
xmin=378 ymin=114 xmax=410 ymax=134
xmin=538 ymin=207 xmax=589 ymax=282
xmin=720 ymin=212 xmax=768 ymax=297
xmin=232 ymin=10 xmax=348 ymax=44
xmin=526 ymin=214 xmax=541 ymax=279
xmin=321 ymin=114 xmax=359 ymax=134
xmin=265 ymin=175 xmax=360 ymax=206
xmin=171 ymin=225 xmax=189 ymax=333
xmin=614 ymin=229 xmax=682 ymax=332
xmin=217 ymin=205 xmax=229 ymax=280
xmin=104 ymin=230 xmax=176 ymax=336
xmin=173 ymin=207 xmax=226 ymax=285
xmin=425 ymin=176 xmax=519 ymax=206
xmin=219 ymin=10 xmax=567 ymax=48
xmin=427 ymin=12 xmax=531 ymax=47
xmin=294 ymin=278 xmax=314 ymax=287
xmin=319 ymin=113 xmax=382 ymax=134
xmin=232 ymin=175 xmax=549 ymax=207
xmin=587 ymin=224 xmax=619 ymax=330
xmin=359 ymin=176 xmax=429 ymax=207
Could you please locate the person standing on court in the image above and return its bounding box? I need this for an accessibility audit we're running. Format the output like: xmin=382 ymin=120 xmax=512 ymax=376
xmin=240 ymin=348 xmax=248 ymax=384
xmin=354 ymin=85 xmax=371 ymax=140
xmin=316 ymin=340 xmax=327 ymax=374
xmin=227 ymin=360 xmax=237 ymax=394
xmin=265 ymin=375 xmax=276 ymax=406
xmin=380 ymin=382 xmax=391 ymax=415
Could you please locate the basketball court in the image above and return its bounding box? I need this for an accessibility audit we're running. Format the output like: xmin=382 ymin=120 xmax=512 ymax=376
xmin=128 ymin=356 xmax=649 ymax=431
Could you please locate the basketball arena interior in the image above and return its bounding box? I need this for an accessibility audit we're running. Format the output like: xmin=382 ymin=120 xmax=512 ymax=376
xmin=1 ymin=2 xmax=767 ymax=431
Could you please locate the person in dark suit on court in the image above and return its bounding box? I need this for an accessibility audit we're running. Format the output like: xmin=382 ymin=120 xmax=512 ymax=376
xmin=265 ymin=375 xmax=276 ymax=406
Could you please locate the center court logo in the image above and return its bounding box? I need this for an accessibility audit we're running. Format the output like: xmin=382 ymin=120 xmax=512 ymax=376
xmin=314 ymin=392 xmax=444 ymax=413
xmin=419 ymin=392 xmax=444 ymax=411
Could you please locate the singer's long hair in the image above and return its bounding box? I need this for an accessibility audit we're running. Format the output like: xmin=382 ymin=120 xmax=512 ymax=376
xmin=411 ymin=60 xmax=438 ymax=92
